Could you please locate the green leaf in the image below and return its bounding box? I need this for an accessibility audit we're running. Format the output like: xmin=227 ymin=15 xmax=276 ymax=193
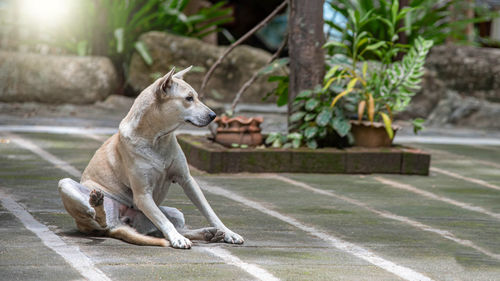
xmin=272 ymin=139 xmax=282 ymax=148
xmin=363 ymin=41 xmax=386 ymax=51
xmin=325 ymin=65 xmax=341 ymax=80
xmin=380 ymin=112 xmax=394 ymax=139
xmin=306 ymin=139 xmax=318 ymax=149
xmin=290 ymin=111 xmax=306 ymax=123
xmin=114 ymin=28 xmax=125 ymax=54
xmin=265 ymin=133 xmax=280 ymax=145
xmin=330 ymin=88 xmax=353 ymax=108
xmin=304 ymin=126 xmax=318 ymax=139
xmin=276 ymin=89 xmax=288 ymax=107
xmin=134 ymin=41 xmax=153 ymax=66
xmin=305 ymin=99 xmax=320 ymax=111
xmin=76 ymin=41 xmax=88 ymax=56
xmin=287 ymin=132 xmax=302 ymax=140
xmin=315 ymin=109 xmax=333 ymax=127
xmin=412 ymin=118 xmax=425 ymax=134
xmin=304 ymin=113 xmax=317 ymax=122
xmin=330 ymin=117 xmax=351 ymax=137
xmin=258 ymin=58 xmax=289 ymax=75
xmin=292 ymin=138 xmax=301 ymax=148
xmin=297 ymin=90 xmax=313 ymax=98
xmin=323 ymin=41 xmax=349 ymax=50
xmin=268 ymin=76 xmax=286 ymax=82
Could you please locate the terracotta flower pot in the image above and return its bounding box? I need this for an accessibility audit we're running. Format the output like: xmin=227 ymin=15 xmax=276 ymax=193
xmin=214 ymin=116 xmax=264 ymax=147
xmin=350 ymin=120 xmax=400 ymax=148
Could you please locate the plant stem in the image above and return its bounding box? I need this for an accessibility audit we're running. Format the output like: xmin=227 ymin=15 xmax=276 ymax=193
xmin=230 ymin=34 xmax=288 ymax=113
xmin=199 ymin=0 xmax=289 ymax=98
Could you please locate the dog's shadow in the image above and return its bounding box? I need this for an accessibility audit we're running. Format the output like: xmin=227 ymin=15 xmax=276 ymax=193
xmin=59 ymin=230 xmax=108 ymax=246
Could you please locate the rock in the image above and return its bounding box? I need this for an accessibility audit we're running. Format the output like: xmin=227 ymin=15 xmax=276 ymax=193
xmin=399 ymin=44 xmax=500 ymax=129
xmin=425 ymin=44 xmax=500 ymax=103
xmin=0 ymin=51 xmax=118 ymax=104
xmin=426 ymin=91 xmax=500 ymax=129
xmin=96 ymin=95 xmax=134 ymax=111
xmin=128 ymin=31 xmax=282 ymax=103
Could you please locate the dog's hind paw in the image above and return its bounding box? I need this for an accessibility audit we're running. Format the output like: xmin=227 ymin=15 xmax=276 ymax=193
xmin=203 ymin=227 xmax=225 ymax=243
xmin=89 ymin=189 xmax=104 ymax=207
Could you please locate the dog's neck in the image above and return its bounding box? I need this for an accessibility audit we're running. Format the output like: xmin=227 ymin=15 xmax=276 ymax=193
xmin=119 ymin=91 xmax=179 ymax=146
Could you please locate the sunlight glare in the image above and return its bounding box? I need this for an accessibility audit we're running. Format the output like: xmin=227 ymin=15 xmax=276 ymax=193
xmin=21 ymin=0 xmax=70 ymax=26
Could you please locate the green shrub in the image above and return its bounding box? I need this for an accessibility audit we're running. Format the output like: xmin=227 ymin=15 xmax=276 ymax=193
xmin=325 ymin=0 xmax=497 ymax=47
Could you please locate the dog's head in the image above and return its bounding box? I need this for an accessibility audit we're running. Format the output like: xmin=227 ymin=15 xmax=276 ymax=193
xmin=153 ymin=66 xmax=216 ymax=127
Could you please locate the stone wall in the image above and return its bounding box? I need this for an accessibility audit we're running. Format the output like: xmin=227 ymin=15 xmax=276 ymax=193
xmin=0 ymin=51 xmax=118 ymax=104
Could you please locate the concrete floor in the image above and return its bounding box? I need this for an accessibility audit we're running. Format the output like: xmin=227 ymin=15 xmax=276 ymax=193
xmin=1 ymin=130 xmax=500 ymax=281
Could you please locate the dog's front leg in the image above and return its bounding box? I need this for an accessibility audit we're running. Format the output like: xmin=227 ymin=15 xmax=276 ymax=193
xmin=180 ymin=176 xmax=244 ymax=244
xmin=133 ymin=192 xmax=192 ymax=249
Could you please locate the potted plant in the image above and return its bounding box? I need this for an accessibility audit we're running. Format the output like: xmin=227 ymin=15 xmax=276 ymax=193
xmin=210 ymin=58 xmax=288 ymax=148
xmin=213 ymin=115 xmax=264 ymax=147
xmin=322 ymin=4 xmax=432 ymax=147
xmin=265 ymin=2 xmax=431 ymax=149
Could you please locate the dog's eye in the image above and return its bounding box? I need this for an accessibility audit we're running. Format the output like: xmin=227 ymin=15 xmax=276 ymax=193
xmin=185 ymin=96 xmax=194 ymax=102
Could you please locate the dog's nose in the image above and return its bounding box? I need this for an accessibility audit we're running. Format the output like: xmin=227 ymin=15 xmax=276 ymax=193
xmin=209 ymin=112 xmax=216 ymax=121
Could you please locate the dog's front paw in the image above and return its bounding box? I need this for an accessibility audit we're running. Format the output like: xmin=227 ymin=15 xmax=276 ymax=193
xmin=223 ymin=229 xmax=244 ymax=244
xmin=168 ymin=232 xmax=192 ymax=249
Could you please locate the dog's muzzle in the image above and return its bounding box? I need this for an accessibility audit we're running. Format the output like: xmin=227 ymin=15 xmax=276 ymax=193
xmin=186 ymin=111 xmax=216 ymax=127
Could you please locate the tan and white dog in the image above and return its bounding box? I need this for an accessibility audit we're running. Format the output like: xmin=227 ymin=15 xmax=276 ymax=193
xmin=58 ymin=66 xmax=244 ymax=249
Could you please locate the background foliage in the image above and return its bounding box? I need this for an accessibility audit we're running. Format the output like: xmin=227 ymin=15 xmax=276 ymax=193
xmin=325 ymin=0 xmax=497 ymax=47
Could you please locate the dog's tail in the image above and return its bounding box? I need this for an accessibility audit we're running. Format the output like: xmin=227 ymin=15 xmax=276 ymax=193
xmin=108 ymin=225 xmax=170 ymax=247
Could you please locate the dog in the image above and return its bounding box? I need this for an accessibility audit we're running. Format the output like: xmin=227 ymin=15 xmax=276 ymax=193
xmin=58 ymin=66 xmax=244 ymax=249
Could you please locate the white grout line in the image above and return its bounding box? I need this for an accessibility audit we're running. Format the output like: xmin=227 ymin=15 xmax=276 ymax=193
xmin=0 ymin=189 xmax=111 ymax=281
xmin=410 ymin=146 xmax=500 ymax=170
xmin=431 ymin=167 xmax=500 ymax=192
xmin=4 ymin=132 xmax=279 ymax=281
xmin=196 ymin=247 xmax=280 ymax=281
xmin=374 ymin=177 xmax=500 ymax=220
xmin=5 ymin=132 xmax=82 ymax=178
xmin=196 ymin=178 xmax=434 ymax=281
xmin=0 ymin=125 xmax=117 ymax=135
xmin=395 ymin=136 xmax=500 ymax=146
xmin=265 ymin=174 xmax=500 ymax=261
xmin=0 ymin=125 xmax=209 ymax=136
xmin=87 ymin=134 xmax=108 ymax=142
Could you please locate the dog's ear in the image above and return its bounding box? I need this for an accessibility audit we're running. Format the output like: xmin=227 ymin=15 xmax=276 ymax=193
xmin=157 ymin=67 xmax=176 ymax=95
xmin=173 ymin=65 xmax=192 ymax=80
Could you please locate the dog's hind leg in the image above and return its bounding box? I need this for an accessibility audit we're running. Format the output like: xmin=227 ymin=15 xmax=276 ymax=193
xmin=108 ymin=225 xmax=170 ymax=247
xmin=89 ymin=190 xmax=107 ymax=228
xmin=58 ymin=178 xmax=103 ymax=233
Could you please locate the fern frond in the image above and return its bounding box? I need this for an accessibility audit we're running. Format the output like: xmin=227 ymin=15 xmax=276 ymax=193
xmin=382 ymin=36 xmax=433 ymax=111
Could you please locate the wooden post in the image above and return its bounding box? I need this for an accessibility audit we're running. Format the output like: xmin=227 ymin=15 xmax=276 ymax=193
xmin=287 ymin=0 xmax=325 ymax=131
xmin=465 ymin=0 xmax=474 ymax=42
